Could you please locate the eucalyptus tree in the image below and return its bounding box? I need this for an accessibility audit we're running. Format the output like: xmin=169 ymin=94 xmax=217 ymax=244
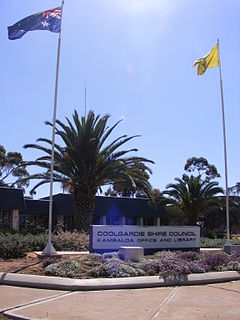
xmin=183 ymin=156 xmax=220 ymax=182
xmin=22 ymin=110 xmax=154 ymax=231
xmin=229 ymin=183 xmax=240 ymax=196
xmin=105 ymin=167 xmax=150 ymax=198
xmin=0 ymin=145 xmax=29 ymax=190
xmin=163 ymin=175 xmax=223 ymax=225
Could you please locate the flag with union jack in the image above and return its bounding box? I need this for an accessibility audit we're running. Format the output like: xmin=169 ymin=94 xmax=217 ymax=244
xmin=8 ymin=7 xmax=62 ymax=40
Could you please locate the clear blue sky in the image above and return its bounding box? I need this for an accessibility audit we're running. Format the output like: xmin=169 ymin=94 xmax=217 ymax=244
xmin=1 ymin=0 xmax=240 ymax=198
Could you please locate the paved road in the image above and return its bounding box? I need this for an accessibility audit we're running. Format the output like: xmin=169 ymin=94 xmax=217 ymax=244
xmin=1 ymin=281 xmax=240 ymax=319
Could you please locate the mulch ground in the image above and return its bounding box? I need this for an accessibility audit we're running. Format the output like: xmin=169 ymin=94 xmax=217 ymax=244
xmin=0 ymin=253 xmax=83 ymax=276
xmin=0 ymin=253 xmax=45 ymax=276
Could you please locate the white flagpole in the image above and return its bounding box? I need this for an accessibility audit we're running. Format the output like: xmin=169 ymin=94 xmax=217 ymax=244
xmin=42 ymin=0 xmax=65 ymax=255
xmin=85 ymin=76 xmax=87 ymax=118
xmin=217 ymin=38 xmax=231 ymax=246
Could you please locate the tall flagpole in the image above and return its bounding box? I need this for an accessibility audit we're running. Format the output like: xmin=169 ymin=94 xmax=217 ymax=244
xmin=85 ymin=76 xmax=87 ymax=118
xmin=217 ymin=38 xmax=231 ymax=246
xmin=42 ymin=0 xmax=65 ymax=255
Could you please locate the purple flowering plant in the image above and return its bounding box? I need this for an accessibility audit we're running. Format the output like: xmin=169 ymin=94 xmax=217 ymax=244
xmin=44 ymin=249 xmax=240 ymax=279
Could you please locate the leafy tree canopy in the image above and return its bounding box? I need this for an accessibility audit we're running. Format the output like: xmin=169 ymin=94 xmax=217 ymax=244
xmin=229 ymin=182 xmax=240 ymax=195
xmin=149 ymin=188 xmax=165 ymax=205
xmin=104 ymin=169 xmax=150 ymax=198
xmin=183 ymin=156 xmax=220 ymax=182
xmin=148 ymin=188 xmax=168 ymax=212
xmin=0 ymin=145 xmax=29 ymax=190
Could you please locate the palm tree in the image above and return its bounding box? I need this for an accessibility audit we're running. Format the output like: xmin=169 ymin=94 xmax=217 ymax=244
xmin=22 ymin=110 xmax=154 ymax=231
xmin=163 ymin=176 xmax=223 ymax=225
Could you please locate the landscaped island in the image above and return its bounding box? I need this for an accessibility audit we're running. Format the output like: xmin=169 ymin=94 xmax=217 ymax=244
xmin=0 ymin=231 xmax=240 ymax=279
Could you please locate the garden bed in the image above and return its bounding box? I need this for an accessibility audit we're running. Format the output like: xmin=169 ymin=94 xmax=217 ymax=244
xmin=1 ymin=250 xmax=240 ymax=280
xmin=0 ymin=233 xmax=239 ymax=280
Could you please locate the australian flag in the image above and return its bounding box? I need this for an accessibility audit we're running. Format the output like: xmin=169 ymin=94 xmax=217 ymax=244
xmin=8 ymin=7 xmax=62 ymax=40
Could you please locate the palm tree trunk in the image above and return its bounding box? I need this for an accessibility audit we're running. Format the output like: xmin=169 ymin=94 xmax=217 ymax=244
xmin=72 ymin=188 xmax=96 ymax=232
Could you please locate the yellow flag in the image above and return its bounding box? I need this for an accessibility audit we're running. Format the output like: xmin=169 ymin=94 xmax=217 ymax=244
xmin=193 ymin=44 xmax=219 ymax=75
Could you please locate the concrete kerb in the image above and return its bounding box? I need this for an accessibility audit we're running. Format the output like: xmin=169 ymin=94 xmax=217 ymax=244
xmin=0 ymin=271 xmax=240 ymax=291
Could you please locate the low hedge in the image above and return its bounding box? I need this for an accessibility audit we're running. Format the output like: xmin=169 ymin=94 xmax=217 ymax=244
xmin=0 ymin=232 xmax=239 ymax=259
xmin=0 ymin=233 xmax=26 ymax=259
xmin=200 ymin=237 xmax=240 ymax=248
xmin=0 ymin=231 xmax=89 ymax=259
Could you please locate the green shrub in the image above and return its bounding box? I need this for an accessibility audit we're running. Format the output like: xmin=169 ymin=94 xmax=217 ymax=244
xmin=215 ymin=232 xmax=225 ymax=239
xmin=0 ymin=233 xmax=26 ymax=258
xmin=200 ymin=237 xmax=225 ymax=248
xmin=201 ymin=236 xmax=240 ymax=248
xmin=23 ymin=233 xmax=48 ymax=251
xmin=0 ymin=228 xmax=17 ymax=234
xmin=19 ymin=224 xmax=46 ymax=235
xmin=52 ymin=231 xmax=89 ymax=251
xmin=0 ymin=231 xmax=89 ymax=259
xmin=205 ymin=230 xmax=216 ymax=239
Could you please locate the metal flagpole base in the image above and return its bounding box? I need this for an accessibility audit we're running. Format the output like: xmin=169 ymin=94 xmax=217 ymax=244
xmin=42 ymin=242 xmax=57 ymax=256
xmin=224 ymin=239 xmax=232 ymax=246
xmin=224 ymin=239 xmax=234 ymax=254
